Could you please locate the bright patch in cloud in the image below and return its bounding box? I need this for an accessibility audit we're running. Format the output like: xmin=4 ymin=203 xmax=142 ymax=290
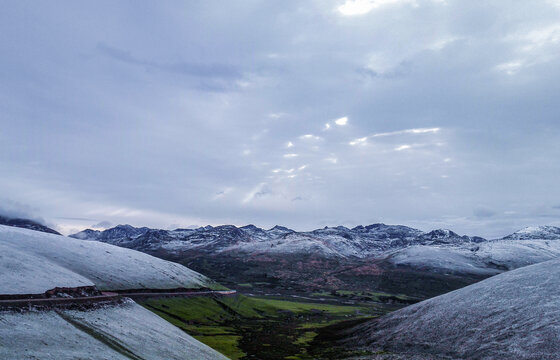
xmin=325 ymin=157 xmax=338 ymax=164
xmin=349 ymin=137 xmax=368 ymax=146
xmin=372 ymin=127 xmax=440 ymax=137
xmin=242 ymin=183 xmax=267 ymax=204
xmin=286 ymin=141 xmax=294 ymax=148
xmin=335 ymin=116 xmax=348 ymax=126
xmin=395 ymin=144 xmax=412 ymax=151
xmin=495 ymin=60 xmax=524 ymax=75
xmin=268 ymin=112 xmax=287 ymax=119
xmin=300 ymin=134 xmax=322 ymax=140
xmin=283 ymin=153 xmax=299 ymax=158
xmin=337 ymin=0 xmax=404 ymax=16
xmin=428 ymin=37 xmax=461 ymax=51
xmin=324 ymin=123 xmax=331 ymax=130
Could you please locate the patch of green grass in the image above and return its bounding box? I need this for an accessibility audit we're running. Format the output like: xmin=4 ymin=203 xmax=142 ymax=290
xmin=253 ymin=297 xmax=369 ymax=315
xmin=237 ymin=283 xmax=253 ymax=288
xmin=294 ymin=331 xmax=317 ymax=345
xmin=219 ymin=294 xmax=278 ymax=318
xmin=298 ymin=319 xmax=341 ymax=329
xmin=312 ymin=289 xmax=416 ymax=303
xmin=194 ymin=335 xmax=245 ymax=360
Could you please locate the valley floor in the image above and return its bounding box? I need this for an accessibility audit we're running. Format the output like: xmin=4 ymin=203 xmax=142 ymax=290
xmin=139 ymin=291 xmax=409 ymax=360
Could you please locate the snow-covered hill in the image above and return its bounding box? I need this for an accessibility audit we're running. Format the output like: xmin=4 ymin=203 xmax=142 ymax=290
xmin=70 ymin=223 xmax=483 ymax=258
xmin=502 ymin=225 xmax=560 ymax=240
xmin=347 ymin=258 xmax=560 ymax=359
xmin=0 ymin=299 xmax=227 ymax=360
xmin=0 ymin=225 xmax=217 ymax=293
xmin=0 ymin=225 xmax=227 ymax=360
xmin=385 ymin=226 xmax=560 ymax=276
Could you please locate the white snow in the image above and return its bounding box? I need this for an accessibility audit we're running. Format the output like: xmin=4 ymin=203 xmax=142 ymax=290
xmin=0 ymin=300 xmax=228 ymax=360
xmin=0 ymin=225 xmax=214 ymax=293
xmin=0 ymin=243 xmax=94 ymax=294
xmin=387 ymin=245 xmax=500 ymax=275
xmin=386 ymin=239 xmax=560 ymax=275
xmin=351 ymin=258 xmax=560 ymax=359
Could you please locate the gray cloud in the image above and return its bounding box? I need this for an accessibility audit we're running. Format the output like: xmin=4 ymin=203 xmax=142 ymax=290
xmin=1 ymin=1 xmax=560 ymax=237
xmin=97 ymin=43 xmax=244 ymax=91
xmin=473 ymin=207 xmax=496 ymax=219
xmin=0 ymin=200 xmax=41 ymax=222
xmin=92 ymin=221 xmax=113 ymax=229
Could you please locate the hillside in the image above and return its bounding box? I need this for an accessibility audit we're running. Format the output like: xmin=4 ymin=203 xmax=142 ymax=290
xmin=344 ymin=258 xmax=560 ymax=359
xmin=0 ymin=225 xmax=227 ymax=359
xmin=1 ymin=225 xmax=216 ymax=291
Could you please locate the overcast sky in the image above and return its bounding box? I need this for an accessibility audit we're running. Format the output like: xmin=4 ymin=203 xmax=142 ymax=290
xmin=1 ymin=0 xmax=560 ymax=237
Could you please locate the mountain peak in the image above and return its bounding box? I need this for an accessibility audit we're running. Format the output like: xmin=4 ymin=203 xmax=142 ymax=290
xmin=268 ymin=225 xmax=293 ymax=232
xmin=424 ymin=229 xmax=459 ymax=238
xmin=503 ymin=225 xmax=560 ymax=240
xmin=0 ymin=215 xmax=61 ymax=235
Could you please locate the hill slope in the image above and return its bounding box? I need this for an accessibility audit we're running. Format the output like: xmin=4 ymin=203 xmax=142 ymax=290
xmin=0 ymin=225 xmax=228 ymax=359
xmin=345 ymin=258 xmax=560 ymax=359
xmin=0 ymin=225 xmax=216 ymax=292
xmin=0 ymin=300 xmax=227 ymax=360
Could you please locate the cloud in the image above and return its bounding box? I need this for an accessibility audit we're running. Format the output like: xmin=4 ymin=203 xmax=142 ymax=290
xmin=372 ymin=128 xmax=441 ymax=137
xmin=299 ymin=134 xmax=322 ymax=141
xmin=349 ymin=137 xmax=368 ymax=146
xmin=473 ymin=207 xmax=496 ymax=218
xmin=97 ymin=43 xmax=244 ymax=91
xmin=337 ymin=0 xmax=407 ymax=16
xmin=335 ymin=116 xmax=348 ymax=126
xmin=2 ymin=1 xmax=560 ymax=237
xmin=92 ymin=220 xmax=113 ymax=229
xmin=0 ymin=199 xmax=43 ymax=223
xmin=394 ymin=144 xmax=412 ymax=151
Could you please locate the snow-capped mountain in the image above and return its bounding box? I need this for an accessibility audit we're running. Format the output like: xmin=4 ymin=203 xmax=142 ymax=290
xmin=69 ymin=222 xmax=560 ymax=300
xmin=385 ymin=225 xmax=560 ymax=276
xmin=502 ymin=225 xmax=560 ymax=240
xmin=71 ymin=223 xmax=480 ymax=258
xmin=416 ymin=228 xmax=486 ymax=245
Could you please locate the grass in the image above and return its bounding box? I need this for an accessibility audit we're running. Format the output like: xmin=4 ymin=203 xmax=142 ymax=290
xmin=254 ymin=297 xmax=370 ymax=315
xmin=195 ymin=335 xmax=246 ymax=360
xmin=312 ymin=289 xmax=417 ymax=303
xmin=139 ymin=294 xmax=388 ymax=359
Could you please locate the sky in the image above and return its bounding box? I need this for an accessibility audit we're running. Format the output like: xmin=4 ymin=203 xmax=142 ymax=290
xmin=1 ymin=0 xmax=560 ymax=238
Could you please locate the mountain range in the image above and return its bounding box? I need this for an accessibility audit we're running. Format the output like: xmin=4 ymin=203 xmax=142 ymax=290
xmin=69 ymin=223 xmax=560 ymax=299
xmin=70 ymin=223 xmax=488 ymax=258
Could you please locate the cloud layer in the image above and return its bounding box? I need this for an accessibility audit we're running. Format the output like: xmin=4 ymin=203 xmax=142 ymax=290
xmin=1 ymin=1 xmax=560 ymax=237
